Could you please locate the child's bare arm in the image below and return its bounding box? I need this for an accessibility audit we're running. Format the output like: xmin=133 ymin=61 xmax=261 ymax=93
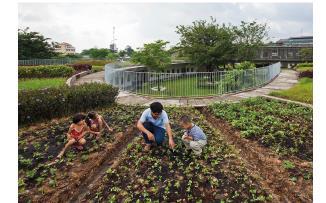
xmin=85 ymin=126 xmax=100 ymax=135
xmin=101 ymin=116 xmax=113 ymax=131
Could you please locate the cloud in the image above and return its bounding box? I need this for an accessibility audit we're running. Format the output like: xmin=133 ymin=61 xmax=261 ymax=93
xmin=18 ymin=3 xmax=313 ymax=52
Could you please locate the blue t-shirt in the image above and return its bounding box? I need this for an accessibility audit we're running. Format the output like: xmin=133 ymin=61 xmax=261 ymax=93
xmin=139 ymin=108 xmax=169 ymax=129
xmin=186 ymin=124 xmax=207 ymax=141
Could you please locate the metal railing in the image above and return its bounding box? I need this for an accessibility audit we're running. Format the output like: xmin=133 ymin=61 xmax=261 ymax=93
xmin=105 ymin=62 xmax=281 ymax=98
xmin=18 ymin=58 xmax=78 ymax=66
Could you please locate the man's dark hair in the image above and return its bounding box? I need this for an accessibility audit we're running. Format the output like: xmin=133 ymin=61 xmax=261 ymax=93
xmin=72 ymin=113 xmax=86 ymax=124
xmin=180 ymin=115 xmax=192 ymax=124
xmin=150 ymin=102 xmax=163 ymax=113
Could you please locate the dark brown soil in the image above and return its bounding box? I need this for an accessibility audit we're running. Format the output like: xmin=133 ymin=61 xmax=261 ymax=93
xmin=198 ymin=107 xmax=312 ymax=203
xmin=26 ymin=126 xmax=138 ymax=203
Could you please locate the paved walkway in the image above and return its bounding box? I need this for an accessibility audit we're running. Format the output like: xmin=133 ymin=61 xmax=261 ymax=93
xmin=74 ymin=71 xmax=105 ymax=85
xmin=75 ymin=69 xmax=310 ymax=107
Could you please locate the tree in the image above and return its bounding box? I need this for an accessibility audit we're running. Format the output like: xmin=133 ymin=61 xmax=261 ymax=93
xmin=232 ymin=21 xmax=268 ymax=61
xmin=176 ymin=17 xmax=236 ymax=72
xmin=80 ymin=48 xmax=111 ymax=59
xmin=18 ymin=27 xmax=58 ymax=59
xmin=107 ymin=52 xmax=119 ymax=61
xmin=125 ymin=45 xmax=134 ymax=56
xmin=118 ymin=50 xmax=127 ymax=58
xmin=299 ymin=48 xmax=313 ymax=62
xmin=132 ymin=40 xmax=171 ymax=91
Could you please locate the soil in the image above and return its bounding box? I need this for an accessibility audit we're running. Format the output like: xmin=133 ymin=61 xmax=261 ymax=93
xmin=197 ymin=107 xmax=312 ymax=203
xmin=24 ymin=125 xmax=139 ymax=203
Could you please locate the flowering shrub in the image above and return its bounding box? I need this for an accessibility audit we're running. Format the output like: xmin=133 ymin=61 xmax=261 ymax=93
xmin=68 ymin=64 xmax=92 ymax=72
xmin=298 ymin=69 xmax=313 ymax=78
xmin=18 ymin=65 xmax=74 ymax=78
xmin=18 ymin=83 xmax=118 ymax=125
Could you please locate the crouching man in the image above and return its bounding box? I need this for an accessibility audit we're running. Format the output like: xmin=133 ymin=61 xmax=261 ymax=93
xmin=137 ymin=102 xmax=176 ymax=152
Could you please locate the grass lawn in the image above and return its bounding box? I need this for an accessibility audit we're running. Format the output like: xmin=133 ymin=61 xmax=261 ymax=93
xmin=269 ymin=77 xmax=313 ymax=104
xmin=19 ymin=78 xmax=67 ymax=90
xmin=137 ymin=74 xmax=265 ymax=97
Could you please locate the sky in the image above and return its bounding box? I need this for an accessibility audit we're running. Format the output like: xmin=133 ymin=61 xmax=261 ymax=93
xmin=18 ymin=3 xmax=313 ymax=53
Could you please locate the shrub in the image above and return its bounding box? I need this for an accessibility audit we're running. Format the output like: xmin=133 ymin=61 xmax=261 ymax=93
xmin=235 ymin=61 xmax=256 ymax=70
xmin=296 ymin=66 xmax=313 ymax=78
xmin=92 ymin=66 xmax=104 ymax=73
xmin=296 ymin=62 xmax=313 ymax=68
xmin=68 ymin=64 xmax=92 ymax=72
xmin=298 ymin=69 xmax=313 ymax=78
xmin=18 ymin=83 xmax=119 ymax=125
xmin=18 ymin=65 xmax=74 ymax=78
xmin=73 ymin=60 xmax=112 ymax=66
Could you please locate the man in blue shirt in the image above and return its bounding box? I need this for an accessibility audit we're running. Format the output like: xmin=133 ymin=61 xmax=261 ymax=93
xmin=137 ymin=102 xmax=176 ymax=151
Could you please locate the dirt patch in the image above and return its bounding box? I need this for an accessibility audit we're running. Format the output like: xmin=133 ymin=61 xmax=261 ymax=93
xmin=27 ymin=126 xmax=138 ymax=203
xmin=198 ymin=107 xmax=312 ymax=203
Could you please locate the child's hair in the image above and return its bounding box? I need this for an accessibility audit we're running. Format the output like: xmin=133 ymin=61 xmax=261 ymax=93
xmin=72 ymin=113 xmax=86 ymax=124
xmin=150 ymin=102 xmax=163 ymax=113
xmin=85 ymin=111 xmax=97 ymax=127
xmin=87 ymin=111 xmax=97 ymax=119
xmin=180 ymin=115 xmax=192 ymax=124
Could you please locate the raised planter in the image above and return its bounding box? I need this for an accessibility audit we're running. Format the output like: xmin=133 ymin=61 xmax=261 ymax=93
xmin=66 ymin=70 xmax=91 ymax=86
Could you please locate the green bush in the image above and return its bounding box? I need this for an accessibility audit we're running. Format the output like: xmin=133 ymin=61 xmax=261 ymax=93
xmin=296 ymin=66 xmax=313 ymax=78
xmin=73 ymin=60 xmax=112 ymax=66
xmin=296 ymin=62 xmax=313 ymax=68
xmin=18 ymin=83 xmax=119 ymax=125
xmin=235 ymin=61 xmax=256 ymax=70
xmin=92 ymin=66 xmax=104 ymax=72
xmin=18 ymin=65 xmax=74 ymax=78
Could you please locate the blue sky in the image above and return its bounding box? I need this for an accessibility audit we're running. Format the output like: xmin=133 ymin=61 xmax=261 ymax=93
xmin=18 ymin=3 xmax=313 ymax=52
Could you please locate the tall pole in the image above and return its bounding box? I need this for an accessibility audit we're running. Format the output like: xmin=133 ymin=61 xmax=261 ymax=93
xmin=113 ymin=26 xmax=115 ymax=45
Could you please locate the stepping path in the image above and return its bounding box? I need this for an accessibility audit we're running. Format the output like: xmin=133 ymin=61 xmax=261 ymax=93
xmin=75 ymin=69 xmax=309 ymax=107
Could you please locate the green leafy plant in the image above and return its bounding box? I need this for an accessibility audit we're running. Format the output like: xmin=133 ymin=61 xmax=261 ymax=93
xmin=282 ymin=160 xmax=295 ymax=170
xmin=18 ymin=83 xmax=118 ymax=125
xmin=18 ymin=65 xmax=74 ymax=78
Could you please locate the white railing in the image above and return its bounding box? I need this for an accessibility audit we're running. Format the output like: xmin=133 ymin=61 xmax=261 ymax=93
xmin=18 ymin=58 xmax=77 ymax=66
xmin=105 ymin=62 xmax=281 ymax=98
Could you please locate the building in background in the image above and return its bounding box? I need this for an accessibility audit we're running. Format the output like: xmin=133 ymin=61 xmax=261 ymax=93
xmin=109 ymin=43 xmax=118 ymax=53
xmin=256 ymin=36 xmax=313 ymax=67
xmin=275 ymin=36 xmax=313 ymax=46
xmin=54 ymin=42 xmax=76 ymax=55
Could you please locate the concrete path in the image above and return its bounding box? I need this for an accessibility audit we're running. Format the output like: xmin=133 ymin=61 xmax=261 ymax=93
xmin=74 ymin=71 xmax=105 ymax=85
xmin=75 ymin=69 xmax=308 ymax=107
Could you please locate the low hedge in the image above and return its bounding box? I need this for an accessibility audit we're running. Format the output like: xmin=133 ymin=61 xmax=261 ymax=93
xmin=298 ymin=69 xmax=313 ymax=78
xmin=18 ymin=83 xmax=119 ymax=125
xmin=73 ymin=60 xmax=112 ymax=66
xmin=296 ymin=62 xmax=313 ymax=68
xmin=68 ymin=64 xmax=92 ymax=72
xmin=18 ymin=65 xmax=74 ymax=78
xmin=296 ymin=66 xmax=313 ymax=78
xmin=92 ymin=66 xmax=104 ymax=72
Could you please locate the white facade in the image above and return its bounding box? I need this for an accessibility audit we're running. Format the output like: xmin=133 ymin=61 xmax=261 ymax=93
xmin=54 ymin=42 xmax=76 ymax=54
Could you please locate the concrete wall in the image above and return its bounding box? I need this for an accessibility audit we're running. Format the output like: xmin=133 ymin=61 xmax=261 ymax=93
xmin=66 ymin=70 xmax=91 ymax=86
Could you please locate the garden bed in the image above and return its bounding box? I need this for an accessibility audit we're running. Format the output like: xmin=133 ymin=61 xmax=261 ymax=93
xmin=18 ymin=105 xmax=144 ymax=202
xmin=81 ymin=107 xmax=272 ymax=202
xmin=205 ymin=97 xmax=312 ymax=201
xmin=18 ymin=100 xmax=313 ymax=202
